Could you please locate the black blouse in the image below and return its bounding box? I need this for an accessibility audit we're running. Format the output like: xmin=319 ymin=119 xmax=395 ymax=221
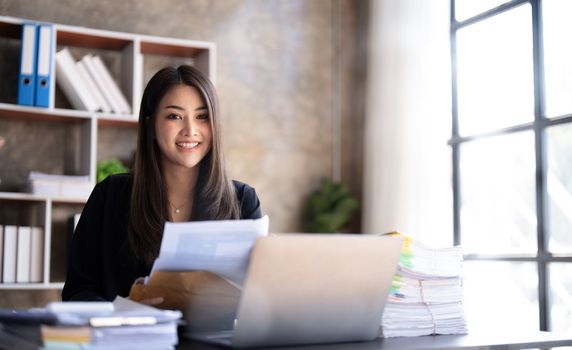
xmin=61 ymin=173 xmax=262 ymax=301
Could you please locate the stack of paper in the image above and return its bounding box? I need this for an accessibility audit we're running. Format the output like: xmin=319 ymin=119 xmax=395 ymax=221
xmin=0 ymin=297 xmax=181 ymax=350
xmin=27 ymin=171 xmax=92 ymax=197
xmin=150 ymin=215 xmax=270 ymax=286
xmin=380 ymin=233 xmax=468 ymax=338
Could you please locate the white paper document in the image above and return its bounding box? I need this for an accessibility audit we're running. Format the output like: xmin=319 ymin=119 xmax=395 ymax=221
xmin=150 ymin=215 xmax=269 ymax=285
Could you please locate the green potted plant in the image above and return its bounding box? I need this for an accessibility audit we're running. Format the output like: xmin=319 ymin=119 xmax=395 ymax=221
xmin=96 ymin=158 xmax=129 ymax=183
xmin=304 ymin=178 xmax=360 ymax=233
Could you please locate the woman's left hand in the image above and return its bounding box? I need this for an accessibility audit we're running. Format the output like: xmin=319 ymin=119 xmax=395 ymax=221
xmin=128 ymin=277 xmax=164 ymax=306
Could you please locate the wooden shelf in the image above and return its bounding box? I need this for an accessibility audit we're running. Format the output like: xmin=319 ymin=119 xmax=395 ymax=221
xmin=0 ymin=102 xmax=91 ymax=123
xmin=141 ymin=39 xmax=206 ymax=57
xmin=0 ymin=103 xmax=140 ymax=127
xmin=57 ymin=29 xmax=132 ymax=51
xmin=97 ymin=114 xmax=138 ymax=128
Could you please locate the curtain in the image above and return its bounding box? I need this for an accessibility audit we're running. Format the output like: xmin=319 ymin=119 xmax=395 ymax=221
xmin=362 ymin=0 xmax=453 ymax=246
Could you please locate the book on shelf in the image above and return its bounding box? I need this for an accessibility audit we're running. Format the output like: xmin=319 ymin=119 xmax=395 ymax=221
xmin=0 ymin=226 xmax=44 ymax=285
xmin=91 ymin=54 xmax=131 ymax=115
xmin=380 ymin=232 xmax=468 ymax=338
xmin=68 ymin=213 xmax=82 ymax=254
xmin=30 ymin=226 xmax=44 ymax=283
xmin=17 ymin=22 xmax=38 ymax=106
xmin=0 ymin=225 xmax=3 ymax=281
xmin=27 ymin=171 xmax=91 ymax=197
xmin=55 ymin=47 xmax=98 ymax=112
xmin=2 ymin=225 xmax=17 ymax=283
xmin=16 ymin=226 xmax=31 ymax=283
xmin=17 ymin=21 xmax=55 ymax=108
xmin=72 ymin=213 xmax=81 ymax=230
xmin=82 ymin=54 xmax=122 ymax=114
xmin=55 ymin=48 xmax=131 ymax=115
xmin=76 ymin=59 xmax=110 ymax=113
xmin=34 ymin=23 xmax=54 ymax=108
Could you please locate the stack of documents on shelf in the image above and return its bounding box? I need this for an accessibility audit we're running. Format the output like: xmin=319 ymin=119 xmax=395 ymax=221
xmin=0 ymin=297 xmax=181 ymax=350
xmin=55 ymin=47 xmax=131 ymax=115
xmin=380 ymin=233 xmax=468 ymax=338
xmin=27 ymin=171 xmax=91 ymax=197
xmin=130 ymin=215 xmax=270 ymax=333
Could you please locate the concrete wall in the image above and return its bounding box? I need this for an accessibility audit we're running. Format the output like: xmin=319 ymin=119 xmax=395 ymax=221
xmin=0 ymin=0 xmax=367 ymax=307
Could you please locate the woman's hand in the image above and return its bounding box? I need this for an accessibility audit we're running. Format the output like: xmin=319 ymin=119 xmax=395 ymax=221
xmin=128 ymin=277 xmax=164 ymax=306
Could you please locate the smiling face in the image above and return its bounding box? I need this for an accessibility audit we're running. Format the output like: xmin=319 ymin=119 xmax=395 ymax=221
xmin=154 ymin=84 xmax=212 ymax=173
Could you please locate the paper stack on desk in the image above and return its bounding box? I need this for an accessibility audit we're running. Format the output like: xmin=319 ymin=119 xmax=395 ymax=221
xmin=380 ymin=233 xmax=468 ymax=337
xmin=0 ymin=297 xmax=182 ymax=350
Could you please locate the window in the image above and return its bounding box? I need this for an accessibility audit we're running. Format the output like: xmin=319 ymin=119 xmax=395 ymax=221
xmin=450 ymin=0 xmax=572 ymax=333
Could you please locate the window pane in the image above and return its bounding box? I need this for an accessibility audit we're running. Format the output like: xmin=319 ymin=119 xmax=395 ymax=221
xmin=546 ymin=124 xmax=572 ymax=254
xmin=464 ymin=261 xmax=539 ymax=331
xmin=456 ymin=5 xmax=534 ymax=136
xmin=543 ymin=0 xmax=572 ymax=118
xmin=549 ymin=263 xmax=572 ymax=334
xmin=455 ymin=0 xmax=511 ymax=21
xmin=460 ymin=132 xmax=536 ymax=254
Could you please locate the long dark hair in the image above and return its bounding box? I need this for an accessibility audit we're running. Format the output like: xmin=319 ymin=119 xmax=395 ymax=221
xmin=128 ymin=65 xmax=240 ymax=265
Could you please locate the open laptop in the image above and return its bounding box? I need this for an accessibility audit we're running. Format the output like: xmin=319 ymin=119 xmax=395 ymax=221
xmin=186 ymin=233 xmax=403 ymax=348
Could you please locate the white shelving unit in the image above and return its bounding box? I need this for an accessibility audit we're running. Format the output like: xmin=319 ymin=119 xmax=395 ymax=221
xmin=0 ymin=15 xmax=216 ymax=289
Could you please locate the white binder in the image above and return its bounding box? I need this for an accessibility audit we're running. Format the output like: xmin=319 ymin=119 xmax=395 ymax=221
xmin=16 ymin=226 xmax=31 ymax=283
xmin=92 ymin=55 xmax=131 ymax=114
xmin=30 ymin=226 xmax=44 ymax=283
xmin=76 ymin=59 xmax=110 ymax=113
xmin=2 ymin=225 xmax=17 ymax=283
xmin=17 ymin=22 xmax=38 ymax=106
xmin=55 ymin=48 xmax=98 ymax=111
xmin=0 ymin=225 xmax=3 ymax=281
xmin=34 ymin=23 xmax=54 ymax=107
xmin=82 ymin=54 xmax=121 ymax=114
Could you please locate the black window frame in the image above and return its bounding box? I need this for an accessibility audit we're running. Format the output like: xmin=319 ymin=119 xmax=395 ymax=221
xmin=450 ymin=0 xmax=572 ymax=331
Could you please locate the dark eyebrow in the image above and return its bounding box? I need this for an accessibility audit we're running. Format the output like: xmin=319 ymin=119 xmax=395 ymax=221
xmin=163 ymin=105 xmax=185 ymax=111
xmin=163 ymin=105 xmax=207 ymax=111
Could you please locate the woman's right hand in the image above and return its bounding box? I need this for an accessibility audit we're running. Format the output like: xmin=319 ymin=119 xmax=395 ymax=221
xmin=128 ymin=277 xmax=164 ymax=306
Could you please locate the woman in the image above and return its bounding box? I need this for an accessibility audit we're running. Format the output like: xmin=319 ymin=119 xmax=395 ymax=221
xmin=62 ymin=65 xmax=262 ymax=301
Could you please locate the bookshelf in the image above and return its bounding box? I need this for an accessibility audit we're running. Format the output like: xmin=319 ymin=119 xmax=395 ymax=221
xmin=0 ymin=15 xmax=216 ymax=289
